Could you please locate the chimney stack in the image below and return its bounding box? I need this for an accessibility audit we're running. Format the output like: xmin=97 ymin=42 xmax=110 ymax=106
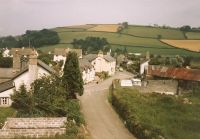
xmin=28 ymin=49 xmax=38 ymax=90
xmin=13 ymin=50 xmax=21 ymax=71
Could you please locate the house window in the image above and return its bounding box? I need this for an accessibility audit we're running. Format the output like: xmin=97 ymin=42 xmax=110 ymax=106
xmin=0 ymin=97 xmax=9 ymax=105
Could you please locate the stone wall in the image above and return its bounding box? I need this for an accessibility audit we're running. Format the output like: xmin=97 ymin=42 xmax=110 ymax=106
xmin=135 ymin=80 xmax=178 ymax=95
xmin=0 ymin=117 xmax=67 ymax=139
xmin=0 ymin=128 xmax=66 ymax=139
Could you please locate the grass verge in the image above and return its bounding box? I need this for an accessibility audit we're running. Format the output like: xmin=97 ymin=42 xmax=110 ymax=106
xmin=110 ymin=81 xmax=200 ymax=139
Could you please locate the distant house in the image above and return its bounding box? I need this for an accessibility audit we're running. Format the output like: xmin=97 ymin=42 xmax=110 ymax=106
xmin=140 ymin=60 xmax=149 ymax=75
xmin=2 ymin=48 xmax=11 ymax=57
xmin=53 ymin=48 xmax=82 ymax=62
xmin=84 ymin=51 xmax=116 ymax=76
xmin=79 ymin=59 xmax=95 ymax=84
xmin=0 ymin=49 xmax=56 ymax=107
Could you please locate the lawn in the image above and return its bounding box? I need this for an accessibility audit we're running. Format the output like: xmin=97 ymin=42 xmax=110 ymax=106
xmin=122 ymin=25 xmax=185 ymax=39
xmin=111 ymin=85 xmax=200 ymax=139
xmin=186 ymin=32 xmax=200 ymax=39
xmin=0 ymin=107 xmax=15 ymax=128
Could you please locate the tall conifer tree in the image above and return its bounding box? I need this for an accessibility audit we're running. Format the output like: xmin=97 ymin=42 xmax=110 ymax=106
xmin=63 ymin=52 xmax=83 ymax=98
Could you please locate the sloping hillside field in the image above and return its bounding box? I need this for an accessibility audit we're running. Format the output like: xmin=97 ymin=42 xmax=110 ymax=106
xmin=42 ymin=24 xmax=200 ymax=57
xmin=88 ymin=24 xmax=120 ymax=32
xmin=161 ymin=40 xmax=200 ymax=52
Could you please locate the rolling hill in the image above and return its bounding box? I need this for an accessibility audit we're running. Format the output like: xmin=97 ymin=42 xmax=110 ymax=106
xmin=39 ymin=24 xmax=200 ymax=57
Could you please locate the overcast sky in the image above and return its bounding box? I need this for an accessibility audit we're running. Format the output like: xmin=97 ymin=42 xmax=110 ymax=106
xmin=0 ymin=0 xmax=200 ymax=36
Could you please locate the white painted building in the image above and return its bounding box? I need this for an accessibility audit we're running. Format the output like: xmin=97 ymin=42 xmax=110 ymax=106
xmin=140 ymin=60 xmax=149 ymax=75
xmin=84 ymin=51 xmax=116 ymax=76
xmin=53 ymin=48 xmax=82 ymax=62
xmin=0 ymin=50 xmax=56 ymax=107
xmin=2 ymin=48 xmax=11 ymax=57
xmin=79 ymin=59 xmax=95 ymax=84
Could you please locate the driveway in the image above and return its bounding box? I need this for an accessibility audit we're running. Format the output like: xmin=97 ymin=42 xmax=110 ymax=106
xmin=79 ymin=71 xmax=136 ymax=139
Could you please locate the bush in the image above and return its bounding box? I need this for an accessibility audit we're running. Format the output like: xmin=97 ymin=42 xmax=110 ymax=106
xmin=95 ymin=71 xmax=109 ymax=79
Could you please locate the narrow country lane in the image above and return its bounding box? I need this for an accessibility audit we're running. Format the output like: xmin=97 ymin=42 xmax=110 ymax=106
xmin=79 ymin=71 xmax=137 ymax=139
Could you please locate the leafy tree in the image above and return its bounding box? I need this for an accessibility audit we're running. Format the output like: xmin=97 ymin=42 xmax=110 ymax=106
xmin=72 ymin=37 xmax=108 ymax=54
xmin=180 ymin=25 xmax=191 ymax=32
xmin=63 ymin=52 xmax=83 ymax=98
xmin=122 ymin=22 xmax=128 ymax=29
xmin=0 ymin=54 xmax=12 ymax=68
xmin=103 ymin=45 xmax=111 ymax=53
xmin=0 ymin=36 xmax=19 ymax=48
xmin=11 ymin=85 xmax=33 ymax=116
xmin=18 ymin=29 xmax=60 ymax=48
xmin=32 ymin=76 xmax=68 ymax=116
xmin=11 ymin=76 xmax=70 ymax=117
xmin=157 ymin=34 xmax=162 ymax=39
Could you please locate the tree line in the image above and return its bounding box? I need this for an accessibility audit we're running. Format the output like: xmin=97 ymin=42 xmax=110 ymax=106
xmin=0 ymin=29 xmax=59 ymax=48
xmin=72 ymin=37 xmax=108 ymax=54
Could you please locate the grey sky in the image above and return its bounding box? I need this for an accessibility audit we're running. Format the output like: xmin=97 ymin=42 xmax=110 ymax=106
xmin=0 ymin=0 xmax=200 ymax=36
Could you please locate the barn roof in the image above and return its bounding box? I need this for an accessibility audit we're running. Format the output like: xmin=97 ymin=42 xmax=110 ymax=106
xmin=148 ymin=65 xmax=200 ymax=81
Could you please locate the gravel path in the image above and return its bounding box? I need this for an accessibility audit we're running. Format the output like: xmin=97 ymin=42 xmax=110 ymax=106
xmin=79 ymin=72 xmax=137 ymax=139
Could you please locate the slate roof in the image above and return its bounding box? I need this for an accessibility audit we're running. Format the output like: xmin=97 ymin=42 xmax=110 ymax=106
xmin=83 ymin=54 xmax=97 ymax=62
xmin=104 ymin=55 xmax=115 ymax=62
xmin=0 ymin=80 xmax=14 ymax=93
xmin=148 ymin=65 xmax=200 ymax=81
xmin=0 ymin=68 xmax=16 ymax=79
xmin=84 ymin=54 xmax=115 ymax=62
xmin=37 ymin=60 xmax=57 ymax=75
xmin=79 ymin=59 xmax=93 ymax=71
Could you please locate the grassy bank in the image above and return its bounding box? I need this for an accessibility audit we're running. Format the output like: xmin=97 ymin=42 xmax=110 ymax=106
xmin=110 ymin=83 xmax=200 ymax=139
xmin=0 ymin=107 xmax=15 ymax=128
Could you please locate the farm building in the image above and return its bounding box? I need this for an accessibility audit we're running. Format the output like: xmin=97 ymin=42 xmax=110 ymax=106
xmin=147 ymin=65 xmax=200 ymax=94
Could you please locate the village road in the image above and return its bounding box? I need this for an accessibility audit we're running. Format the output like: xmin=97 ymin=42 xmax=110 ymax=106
xmin=79 ymin=71 xmax=137 ymax=139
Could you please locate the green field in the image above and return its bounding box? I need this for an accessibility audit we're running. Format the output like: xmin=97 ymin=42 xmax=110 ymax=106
xmin=186 ymin=32 xmax=200 ymax=39
xmin=122 ymin=25 xmax=185 ymax=39
xmin=111 ymin=85 xmax=200 ymax=139
xmin=0 ymin=107 xmax=15 ymax=128
xmin=40 ymin=24 xmax=200 ymax=57
xmin=38 ymin=43 xmax=73 ymax=52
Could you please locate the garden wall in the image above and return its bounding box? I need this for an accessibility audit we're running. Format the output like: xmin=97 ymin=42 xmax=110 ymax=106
xmin=0 ymin=117 xmax=67 ymax=139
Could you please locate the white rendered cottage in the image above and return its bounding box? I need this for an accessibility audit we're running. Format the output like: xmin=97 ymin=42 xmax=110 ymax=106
xmin=84 ymin=51 xmax=116 ymax=76
xmin=53 ymin=48 xmax=82 ymax=62
xmin=0 ymin=50 xmax=56 ymax=107
xmin=79 ymin=59 xmax=95 ymax=84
